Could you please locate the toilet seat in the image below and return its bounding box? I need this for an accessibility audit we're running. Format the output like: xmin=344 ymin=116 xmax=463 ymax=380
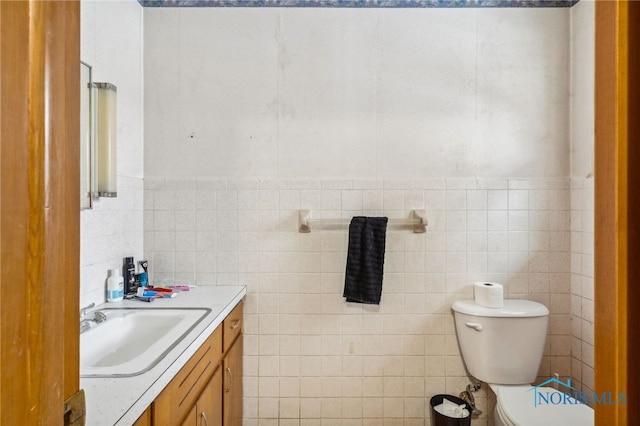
xmin=492 ymin=384 xmax=594 ymax=426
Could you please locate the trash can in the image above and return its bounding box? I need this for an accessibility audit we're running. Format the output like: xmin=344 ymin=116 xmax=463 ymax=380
xmin=429 ymin=394 xmax=472 ymax=426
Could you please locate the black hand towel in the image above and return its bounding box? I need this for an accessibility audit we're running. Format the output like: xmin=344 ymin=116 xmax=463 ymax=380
xmin=343 ymin=216 xmax=388 ymax=305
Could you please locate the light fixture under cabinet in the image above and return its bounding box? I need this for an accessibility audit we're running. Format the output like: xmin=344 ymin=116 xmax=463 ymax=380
xmin=92 ymin=82 xmax=117 ymax=198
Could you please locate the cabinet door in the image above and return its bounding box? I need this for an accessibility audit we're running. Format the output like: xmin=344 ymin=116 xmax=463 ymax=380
xmin=197 ymin=366 xmax=223 ymax=426
xmin=180 ymin=406 xmax=197 ymax=426
xmin=223 ymin=336 xmax=243 ymax=426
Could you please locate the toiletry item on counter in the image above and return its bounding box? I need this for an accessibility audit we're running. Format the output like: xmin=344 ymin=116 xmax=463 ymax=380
xmin=106 ymin=268 xmax=124 ymax=302
xmin=135 ymin=286 xmax=176 ymax=298
xmin=138 ymin=260 xmax=149 ymax=287
xmin=168 ymin=285 xmax=191 ymax=291
xmin=162 ymin=292 xmax=178 ymax=298
xmin=123 ymin=256 xmax=136 ymax=295
xmin=137 ymin=273 xmax=147 ymax=288
xmin=151 ymin=288 xmax=177 ymax=298
xmin=124 ymin=294 xmax=155 ymax=302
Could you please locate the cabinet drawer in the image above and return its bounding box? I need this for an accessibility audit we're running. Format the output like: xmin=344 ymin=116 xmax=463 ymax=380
xmin=153 ymin=325 xmax=222 ymax=425
xmin=223 ymin=300 xmax=243 ymax=353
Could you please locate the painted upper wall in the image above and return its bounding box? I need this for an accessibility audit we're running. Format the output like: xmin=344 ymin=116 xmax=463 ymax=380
xmin=570 ymin=0 xmax=594 ymax=178
xmin=144 ymin=8 xmax=569 ymax=179
xmin=139 ymin=0 xmax=578 ymax=8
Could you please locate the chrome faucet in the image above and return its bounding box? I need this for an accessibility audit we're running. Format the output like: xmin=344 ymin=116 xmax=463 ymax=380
xmin=80 ymin=302 xmax=95 ymax=316
xmin=80 ymin=303 xmax=107 ymax=334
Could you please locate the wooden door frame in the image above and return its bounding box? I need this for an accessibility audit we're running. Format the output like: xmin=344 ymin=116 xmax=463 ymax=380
xmin=594 ymin=0 xmax=640 ymax=424
xmin=0 ymin=1 xmax=80 ymax=424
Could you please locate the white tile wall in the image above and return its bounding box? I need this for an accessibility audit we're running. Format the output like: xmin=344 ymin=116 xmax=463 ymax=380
xmin=569 ymin=177 xmax=594 ymax=401
xmin=144 ymin=177 xmax=573 ymax=425
xmin=81 ymin=177 xmax=144 ymax=306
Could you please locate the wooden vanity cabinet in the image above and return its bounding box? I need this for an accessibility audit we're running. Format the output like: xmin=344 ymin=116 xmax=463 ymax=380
xmin=178 ymin=366 xmax=223 ymax=426
xmin=222 ymin=336 xmax=242 ymax=426
xmin=151 ymin=300 xmax=243 ymax=426
xmin=222 ymin=301 xmax=243 ymax=353
xmin=222 ymin=301 xmax=243 ymax=426
xmin=153 ymin=325 xmax=223 ymax=425
xmin=194 ymin=365 xmax=223 ymax=426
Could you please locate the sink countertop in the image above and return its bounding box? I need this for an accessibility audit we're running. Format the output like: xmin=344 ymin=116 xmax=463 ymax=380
xmin=80 ymin=285 xmax=246 ymax=426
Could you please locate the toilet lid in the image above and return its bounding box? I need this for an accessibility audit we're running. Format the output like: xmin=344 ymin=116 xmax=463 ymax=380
xmin=496 ymin=385 xmax=594 ymax=426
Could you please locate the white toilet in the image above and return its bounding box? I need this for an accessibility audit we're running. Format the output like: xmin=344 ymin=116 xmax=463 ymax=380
xmin=451 ymin=299 xmax=594 ymax=426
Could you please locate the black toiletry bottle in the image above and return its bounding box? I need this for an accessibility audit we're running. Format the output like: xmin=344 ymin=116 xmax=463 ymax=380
xmin=123 ymin=256 xmax=136 ymax=294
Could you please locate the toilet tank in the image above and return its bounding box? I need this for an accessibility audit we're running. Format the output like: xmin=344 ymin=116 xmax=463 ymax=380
xmin=451 ymin=299 xmax=549 ymax=384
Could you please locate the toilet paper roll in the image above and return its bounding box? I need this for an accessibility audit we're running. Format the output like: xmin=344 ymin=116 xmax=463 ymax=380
xmin=474 ymin=281 xmax=504 ymax=308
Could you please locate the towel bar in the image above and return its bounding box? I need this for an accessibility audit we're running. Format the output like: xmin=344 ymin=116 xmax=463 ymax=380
xmin=298 ymin=209 xmax=427 ymax=234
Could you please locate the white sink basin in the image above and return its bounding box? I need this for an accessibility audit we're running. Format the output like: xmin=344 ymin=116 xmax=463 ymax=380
xmin=80 ymin=307 xmax=211 ymax=378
